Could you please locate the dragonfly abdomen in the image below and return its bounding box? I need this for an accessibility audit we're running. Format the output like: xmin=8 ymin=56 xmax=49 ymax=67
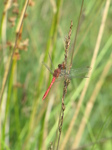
xmin=42 ymin=77 xmax=56 ymax=100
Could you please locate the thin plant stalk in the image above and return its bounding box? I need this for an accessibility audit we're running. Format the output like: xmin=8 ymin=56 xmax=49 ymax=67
xmin=70 ymin=0 xmax=84 ymax=67
xmin=72 ymin=136 xmax=112 ymax=150
xmin=23 ymin=0 xmax=63 ymax=149
xmin=29 ymin=0 xmax=63 ymax=134
xmin=54 ymin=21 xmax=73 ymax=150
xmin=0 ymin=0 xmax=29 ymax=105
xmin=0 ymin=0 xmax=29 ymax=149
xmin=73 ymin=1 xmax=105 ymax=57
xmin=72 ymin=53 xmax=112 ymax=149
xmin=60 ymin=0 xmax=110 ymax=149
xmin=54 ymin=1 xmax=85 ymax=149
xmin=0 ymin=0 xmax=12 ymax=148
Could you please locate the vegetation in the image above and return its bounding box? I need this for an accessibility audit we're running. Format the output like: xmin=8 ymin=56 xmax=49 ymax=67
xmin=0 ymin=0 xmax=112 ymax=150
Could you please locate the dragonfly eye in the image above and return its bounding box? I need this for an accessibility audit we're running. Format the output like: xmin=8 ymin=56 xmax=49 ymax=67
xmin=58 ymin=64 xmax=62 ymax=68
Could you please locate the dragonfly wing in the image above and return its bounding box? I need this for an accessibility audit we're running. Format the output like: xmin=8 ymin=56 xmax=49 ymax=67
xmin=55 ymin=76 xmax=65 ymax=82
xmin=42 ymin=62 xmax=53 ymax=75
xmin=57 ymin=75 xmax=88 ymax=80
xmin=59 ymin=67 xmax=91 ymax=78
xmin=48 ymin=53 xmax=55 ymax=69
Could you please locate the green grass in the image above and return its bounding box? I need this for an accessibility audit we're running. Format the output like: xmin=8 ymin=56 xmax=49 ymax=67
xmin=0 ymin=0 xmax=112 ymax=150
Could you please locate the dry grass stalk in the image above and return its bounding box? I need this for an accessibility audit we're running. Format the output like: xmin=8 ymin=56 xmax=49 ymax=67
xmin=72 ymin=136 xmax=112 ymax=150
xmin=0 ymin=0 xmax=30 ymax=105
xmin=53 ymin=21 xmax=73 ymax=150
xmin=73 ymin=53 xmax=112 ymax=149
xmin=61 ymin=0 xmax=111 ymax=149
xmin=0 ymin=1 xmax=30 ymax=149
xmin=70 ymin=0 xmax=84 ymax=67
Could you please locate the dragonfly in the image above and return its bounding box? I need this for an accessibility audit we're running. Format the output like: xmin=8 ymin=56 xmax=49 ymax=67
xmin=42 ymin=61 xmax=90 ymax=100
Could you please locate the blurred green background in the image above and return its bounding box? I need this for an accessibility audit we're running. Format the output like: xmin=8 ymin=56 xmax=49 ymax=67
xmin=0 ymin=0 xmax=112 ymax=150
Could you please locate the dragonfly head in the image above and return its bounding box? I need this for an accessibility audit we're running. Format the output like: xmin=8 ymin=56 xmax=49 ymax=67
xmin=58 ymin=62 xmax=66 ymax=70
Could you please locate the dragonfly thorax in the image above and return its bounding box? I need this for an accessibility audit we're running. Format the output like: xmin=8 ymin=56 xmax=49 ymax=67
xmin=53 ymin=68 xmax=61 ymax=78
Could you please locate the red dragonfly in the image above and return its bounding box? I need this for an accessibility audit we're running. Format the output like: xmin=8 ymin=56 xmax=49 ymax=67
xmin=42 ymin=62 xmax=90 ymax=100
